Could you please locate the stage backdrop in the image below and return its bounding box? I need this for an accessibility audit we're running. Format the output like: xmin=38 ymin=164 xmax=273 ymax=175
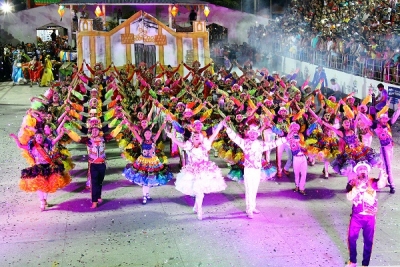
xmin=77 ymin=10 xmax=210 ymax=77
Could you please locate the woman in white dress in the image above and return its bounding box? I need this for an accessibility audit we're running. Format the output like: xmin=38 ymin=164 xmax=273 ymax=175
xmin=166 ymin=121 xmax=226 ymax=220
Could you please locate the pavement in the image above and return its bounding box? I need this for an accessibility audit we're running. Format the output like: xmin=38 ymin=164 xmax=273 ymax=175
xmin=0 ymin=82 xmax=399 ymax=267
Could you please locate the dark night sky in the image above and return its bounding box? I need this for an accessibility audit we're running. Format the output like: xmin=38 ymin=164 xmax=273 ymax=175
xmin=241 ymin=0 xmax=289 ymax=14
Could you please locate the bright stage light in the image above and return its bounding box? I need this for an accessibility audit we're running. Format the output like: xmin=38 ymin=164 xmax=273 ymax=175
xmin=1 ymin=2 xmax=13 ymax=13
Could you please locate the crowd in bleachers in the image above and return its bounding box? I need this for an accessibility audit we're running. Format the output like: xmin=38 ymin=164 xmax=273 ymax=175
xmin=212 ymin=0 xmax=400 ymax=85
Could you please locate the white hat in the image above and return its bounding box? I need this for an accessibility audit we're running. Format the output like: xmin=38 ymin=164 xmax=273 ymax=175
xmin=289 ymin=122 xmax=300 ymax=131
xmin=193 ymin=120 xmax=203 ymax=126
xmin=353 ymin=161 xmax=371 ymax=174
xmin=247 ymin=124 xmax=261 ymax=134
xmin=89 ymin=117 xmax=100 ymax=122
xmin=183 ymin=108 xmax=193 ymax=115
xmin=278 ymin=106 xmax=288 ymax=114
xmin=378 ymin=113 xmax=389 ymax=120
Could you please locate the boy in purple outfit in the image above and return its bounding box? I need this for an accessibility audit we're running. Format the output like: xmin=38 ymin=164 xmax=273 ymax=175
xmin=345 ymin=162 xmax=387 ymax=267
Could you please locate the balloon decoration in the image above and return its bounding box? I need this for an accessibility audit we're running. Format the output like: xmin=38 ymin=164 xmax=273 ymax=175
xmin=170 ymin=5 xmax=178 ymax=17
xmin=95 ymin=6 xmax=103 ymax=17
xmin=204 ymin=6 xmax=210 ymax=18
xmin=58 ymin=5 xmax=65 ymax=21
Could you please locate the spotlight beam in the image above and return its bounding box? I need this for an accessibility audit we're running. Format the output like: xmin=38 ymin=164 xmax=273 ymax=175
xmin=1 ymin=3 xmax=13 ymax=13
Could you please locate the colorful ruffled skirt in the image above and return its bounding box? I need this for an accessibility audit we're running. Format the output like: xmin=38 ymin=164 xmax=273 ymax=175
xmin=227 ymin=160 xmax=277 ymax=182
xmin=306 ymin=137 xmax=340 ymax=162
xmin=20 ymin=163 xmax=71 ymax=193
xmin=123 ymin=155 xmax=173 ymax=187
xmin=175 ymin=161 xmax=227 ymax=196
xmin=331 ymin=146 xmax=381 ymax=176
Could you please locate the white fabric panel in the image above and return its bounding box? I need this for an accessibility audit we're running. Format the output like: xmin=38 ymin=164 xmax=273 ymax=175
xmin=156 ymin=45 xmax=159 ymax=63
xmin=183 ymin=37 xmax=193 ymax=77
xmin=82 ymin=36 xmax=91 ymax=76
xmin=95 ymin=36 xmax=106 ymax=65
xmin=131 ymin=44 xmax=135 ymax=65
xmin=198 ymin=38 xmax=205 ymax=66
xmin=111 ymin=28 xmax=126 ymax=67
xmin=163 ymin=29 xmax=177 ymax=67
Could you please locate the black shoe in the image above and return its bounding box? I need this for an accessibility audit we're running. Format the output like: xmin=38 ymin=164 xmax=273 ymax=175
xmin=390 ymin=187 xmax=396 ymax=194
xmin=293 ymin=186 xmax=299 ymax=192
xmin=145 ymin=194 xmax=153 ymax=201
xmin=142 ymin=196 xmax=147 ymax=205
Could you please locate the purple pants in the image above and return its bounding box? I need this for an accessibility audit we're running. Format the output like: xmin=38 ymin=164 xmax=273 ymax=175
xmin=348 ymin=213 xmax=376 ymax=266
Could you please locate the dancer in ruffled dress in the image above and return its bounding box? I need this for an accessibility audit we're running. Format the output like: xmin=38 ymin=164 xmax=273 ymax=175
xmin=122 ymin=119 xmax=173 ymax=204
xmin=308 ymin=108 xmax=380 ymax=182
xmin=165 ymin=121 xmax=226 ymax=220
xmin=10 ymin=130 xmax=71 ymax=211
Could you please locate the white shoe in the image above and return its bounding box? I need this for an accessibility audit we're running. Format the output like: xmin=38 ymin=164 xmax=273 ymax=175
xmin=253 ymin=209 xmax=260 ymax=214
xmin=197 ymin=209 xmax=203 ymax=220
xmin=40 ymin=200 xmax=46 ymax=211
xmin=344 ymin=262 xmax=356 ymax=267
xmin=247 ymin=211 xmax=254 ymax=219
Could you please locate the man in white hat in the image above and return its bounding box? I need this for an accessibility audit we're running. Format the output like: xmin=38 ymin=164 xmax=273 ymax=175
xmin=345 ymin=161 xmax=387 ymax=267
xmin=223 ymin=119 xmax=287 ymax=218
xmin=274 ymin=106 xmax=292 ymax=177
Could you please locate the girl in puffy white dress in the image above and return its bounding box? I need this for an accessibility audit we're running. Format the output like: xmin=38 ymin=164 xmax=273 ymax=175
xmin=166 ymin=122 xmax=226 ymax=220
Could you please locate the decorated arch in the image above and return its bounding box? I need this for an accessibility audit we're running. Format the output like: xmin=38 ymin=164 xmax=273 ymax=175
xmin=77 ymin=10 xmax=210 ymax=76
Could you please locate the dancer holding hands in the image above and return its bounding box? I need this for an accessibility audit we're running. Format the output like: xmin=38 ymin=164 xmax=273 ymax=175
xmin=165 ymin=120 xmax=226 ymax=220
xmin=223 ymin=118 xmax=287 ymax=218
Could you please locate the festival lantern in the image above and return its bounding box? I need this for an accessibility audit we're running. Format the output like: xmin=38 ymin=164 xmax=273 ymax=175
xmin=58 ymin=5 xmax=65 ymax=21
xmin=95 ymin=5 xmax=103 ymax=17
xmin=203 ymin=6 xmax=210 ymax=18
xmin=170 ymin=5 xmax=178 ymax=17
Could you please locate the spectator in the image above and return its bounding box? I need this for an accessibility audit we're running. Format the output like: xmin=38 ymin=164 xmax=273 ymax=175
xmin=375 ymin=83 xmax=388 ymax=111
xmin=189 ymin=9 xmax=197 ymax=25
xmin=311 ymin=65 xmax=328 ymax=91
xmin=329 ymin=78 xmax=341 ymax=98
xmin=51 ymin=30 xmax=57 ymax=42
